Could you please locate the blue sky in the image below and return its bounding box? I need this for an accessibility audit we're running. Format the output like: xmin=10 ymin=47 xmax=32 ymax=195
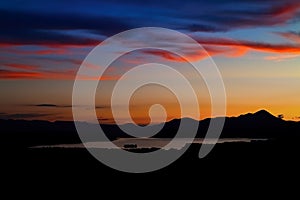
xmin=1 ymin=0 xmax=300 ymax=122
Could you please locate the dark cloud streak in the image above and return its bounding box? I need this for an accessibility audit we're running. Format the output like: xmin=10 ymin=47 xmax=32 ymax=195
xmin=35 ymin=104 xmax=72 ymax=108
xmin=0 ymin=9 xmax=132 ymax=45
xmin=0 ymin=112 xmax=52 ymax=119
xmin=1 ymin=0 xmax=300 ymax=45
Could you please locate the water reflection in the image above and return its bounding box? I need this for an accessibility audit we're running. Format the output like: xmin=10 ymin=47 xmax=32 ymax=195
xmin=33 ymin=138 xmax=267 ymax=150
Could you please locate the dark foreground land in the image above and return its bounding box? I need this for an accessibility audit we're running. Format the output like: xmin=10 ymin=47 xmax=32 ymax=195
xmin=1 ymin=110 xmax=300 ymax=194
xmin=1 ymin=139 xmax=300 ymax=198
xmin=2 ymin=139 xmax=300 ymax=183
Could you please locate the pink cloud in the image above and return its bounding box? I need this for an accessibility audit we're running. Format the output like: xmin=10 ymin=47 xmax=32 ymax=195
xmin=5 ymin=63 xmax=40 ymax=70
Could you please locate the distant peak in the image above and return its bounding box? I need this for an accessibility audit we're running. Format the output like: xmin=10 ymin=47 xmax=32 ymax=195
xmin=238 ymin=109 xmax=277 ymax=120
xmin=250 ymin=109 xmax=279 ymax=120
xmin=254 ymin=109 xmax=273 ymax=116
xmin=166 ymin=117 xmax=198 ymax=125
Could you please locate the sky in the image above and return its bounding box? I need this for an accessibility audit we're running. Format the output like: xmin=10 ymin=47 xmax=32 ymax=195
xmin=1 ymin=0 xmax=300 ymax=123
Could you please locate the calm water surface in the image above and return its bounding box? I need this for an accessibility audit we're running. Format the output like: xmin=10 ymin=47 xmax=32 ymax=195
xmin=33 ymin=138 xmax=267 ymax=150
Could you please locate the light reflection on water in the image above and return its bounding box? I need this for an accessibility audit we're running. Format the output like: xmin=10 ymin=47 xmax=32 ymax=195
xmin=32 ymin=138 xmax=267 ymax=150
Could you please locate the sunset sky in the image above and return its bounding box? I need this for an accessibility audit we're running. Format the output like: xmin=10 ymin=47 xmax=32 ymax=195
xmin=1 ymin=0 xmax=300 ymax=123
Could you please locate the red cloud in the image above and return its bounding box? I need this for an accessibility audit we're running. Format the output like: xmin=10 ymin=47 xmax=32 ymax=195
xmin=264 ymin=54 xmax=300 ymax=62
xmin=5 ymin=63 xmax=39 ymax=70
xmin=34 ymin=49 xmax=67 ymax=55
xmin=197 ymin=37 xmax=300 ymax=54
xmin=143 ymin=49 xmax=210 ymax=62
xmin=0 ymin=69 xmax=76 ymax=80
xmin=0 ymin=70 xmax=43 ymax=79
xmin=0 ymin=37 xmax=100 ymax=48
xmin=270 ymin=2 xmax=300 ymax=17
xmin=0 ymin=68 xmax=120 ymax=80
xmin=2 ymin=34 xmax=300 ymax=80
xmin=141 ymin=37 xmax=300 ymax=62
xmin=276 ymin=32 xmax=300 ymax=43
xmin=143 ymin=50 xmax=187 ymax=62
xmin=1 ymin=45 xmax=82 ymax=56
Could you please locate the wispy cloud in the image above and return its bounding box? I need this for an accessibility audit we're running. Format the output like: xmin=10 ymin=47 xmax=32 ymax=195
xmin=140 ymin=36 xmax=300 ymax=62
xmin=275 ymin=31 xmax=300 ymax=43
xmin=1 ymin=0 xmax=300 ymax=46
xmin=35 ymin=104 xmax=72 ymax=108
xmin=97 ymin=117 xmax=111 ymax=121
xmin=264 ymin=54 xmax=300 ymax=62
xmin=0 ymin=0 xmax=300 ymax=80
xmin=196 ymin=37 xmax=300 ymax=54
xmin=95 ymin=106 xmax=110 ymax=109
xmin=292 ymin=116 xmax=300 ymax=120
xmin=0 ymin=67 xmax=123 ymax=80
xmin=0 ymin=8 xmax=130 ymax=46
xmin=5 ymin=63 xmax=40 ymax=70
xmin=0 ymin=112 xmax=52 ymax=119
xmin=0 ymin=69 xmax=44 ymax=79
xmin=0 ymin=69 xmax=76 ymax=79
xmin=32 ymin=104 xmax=109 ymax=109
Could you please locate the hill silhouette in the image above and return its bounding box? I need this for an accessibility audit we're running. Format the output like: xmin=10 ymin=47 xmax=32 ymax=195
xmin=153 ymin=110 xmax=299 ymax=139
xmin=0 ymin=110 xmax=299 ymax=147
xmin=1 ymin=110 xmax=300 ymax=188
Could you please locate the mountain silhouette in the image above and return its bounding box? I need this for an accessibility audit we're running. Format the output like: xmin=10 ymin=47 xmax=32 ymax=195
xmin=237 ymin=109 xmax=281 ymax=123
xmin=0 ymin=110 xmax=299 ymax=147
xmin=217 ymin=110 xmax=288 ymax=138
xmin=154 ymin=110 xmax=295 ymax=139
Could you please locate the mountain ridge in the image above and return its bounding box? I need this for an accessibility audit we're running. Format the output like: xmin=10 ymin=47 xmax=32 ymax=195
xmin=0 ymin=109 xmax=299 ymax=147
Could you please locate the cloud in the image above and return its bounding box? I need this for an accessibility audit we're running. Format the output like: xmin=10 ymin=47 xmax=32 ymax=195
xmin=270 ymin=2 xmax=300 ymax=17
xmin=5 ymin=63 xmax=39 ymax=70
xmin=264 ymin=54 xmax=300 ymax=62
xmin=192 ymin=37 xmax=300 ymax=62
xmin=1 ymin=0 xmax=300 ymax=47
xmin=97 ymin=117 xmax=111 ymax=121
xmin=275 ymin=31 xmax=300 ymax=43
xmin=2 ymin=44 xmax=70 ymax=55
xmin=0 ymin=69 xmax=75 ymax=79
xmin=35 ymin=104 xmax=57 ymax=107
xmin=0 ymin=9 xmax=131 ymax=46
xmin=140 ymin=36 xmax=300 ymax=62
xmin=0 ymin=112 xmax=51 ymax=119
xmin=2 ymin=35 xmax=300 ymax=80
xmin=195 ymin=37 xmax=300 ymax=54
xmin=1 ymin=0 xmax=300 ymax=80
xmin=0 ymin=29 xmax=100 ymax=47
xmin=95 ymin=105 xmax=111 ymax=109
xmin=143 ymin=48 xmax=224 ymax=62
xmin=34 ymin=104 xmax=73 ymax=108
xmin=32 ymin=104 xmax=109 ymax=109
xmin=0 ymin=69 xmax=44 ymax=79
xmin=34 ymin=49 xmax=68 ymax=55
xmin=142 ymin=50 xmax=189 ymax=62
xmin=0 ymin=68 xmax=122 ymax=80
xmin=35 ymin=103 xmax=59 ymax=107
xmin=169 ymin=0 xmax=300 ymax=32
xmin=97 ymin=116 xmax=114 ymax=124
xmin=292 ymin=116 xmax=300 ymax=120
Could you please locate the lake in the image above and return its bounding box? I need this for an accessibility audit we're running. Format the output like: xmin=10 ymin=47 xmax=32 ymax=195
xmin=33 ymin=138 xmax=267 ymax=150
